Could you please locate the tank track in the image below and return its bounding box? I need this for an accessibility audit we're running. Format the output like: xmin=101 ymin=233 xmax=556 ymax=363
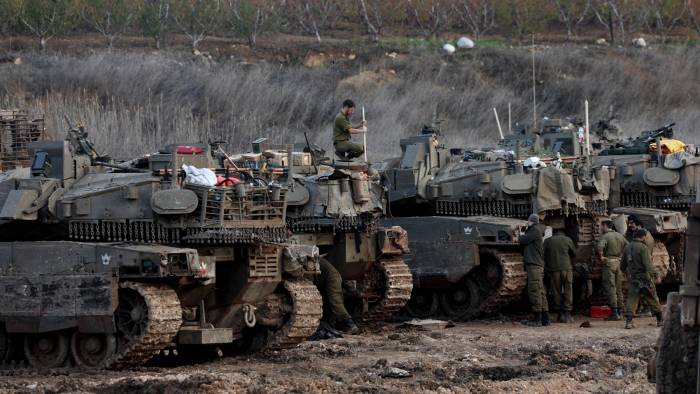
xmin=0 ymin=282 xmax=181 ymax=372
xmin=360 ymin=258 xmax=413 ymax=323
xmin=266 ymin=279 xmax=322 ymax=350
xmin=107 ymin=282 xmax=182 ymax=369
xmin=478 ymin=250 xmax=527 ymax=316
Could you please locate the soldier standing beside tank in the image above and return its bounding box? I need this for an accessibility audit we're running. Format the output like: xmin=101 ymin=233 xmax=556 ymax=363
xmin=315 ymin=259 xmax=359 ymax=334
xmin=624 ymin=215 xmax=660 ymax=315
xmin=333 ymin=99 xmax=367 ymax=159
xmin=621 ymin=229 xmax=663 ymax=329
xmin=543 ymin=229 xmax=576 ymax=323
xmin=597 ymin=220 xmax=628 ymax=321
xmin=625 ymin=216 xmax=654 ymax=252
xmin=519 ymin=214 xmax=550 ymax=326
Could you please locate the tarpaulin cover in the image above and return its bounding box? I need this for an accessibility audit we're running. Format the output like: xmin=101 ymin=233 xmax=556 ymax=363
xmin=649 ymin=138 xmax=686 ymax=154
xmin=182 ymin=164 xmax=216 ymax=187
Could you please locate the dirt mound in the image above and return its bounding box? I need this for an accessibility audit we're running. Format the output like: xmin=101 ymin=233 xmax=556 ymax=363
xmin=339 ymin=69 xmax=398 ymax=91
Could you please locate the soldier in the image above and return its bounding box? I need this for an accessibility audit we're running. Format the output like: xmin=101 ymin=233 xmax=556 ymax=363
xmin=543 ymin=229 xmax=576 ymax=323
xmin=333 ymin=99 xmax=367 ymax=159
xmin=625 ymin=215 xmax=654 ymax=253
xmin=519 ymin=213 xmax=549 ymax=326
xmin=315 ymin=259 xmax=359 ymax=334
xmin=624 ymin=215 xmax=659 ymax=315
xmin=597 ymin=220 xmax=628 ymax=321
xmin=621 ymin=229 xmax=663 ymax=329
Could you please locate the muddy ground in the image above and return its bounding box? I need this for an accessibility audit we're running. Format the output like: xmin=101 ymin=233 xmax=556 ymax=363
xmin=0 ymin=316 xmax=659 ymax=394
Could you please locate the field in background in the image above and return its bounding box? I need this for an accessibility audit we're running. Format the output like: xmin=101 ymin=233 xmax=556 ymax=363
xmin=1 ymin=44 xmax=698 ymax=160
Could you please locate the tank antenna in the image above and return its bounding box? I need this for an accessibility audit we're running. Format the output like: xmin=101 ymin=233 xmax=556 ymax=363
xmin=531 ymin=35 xmax=537 ymax=132
xmin=362 ymin=106 xmax=367 ymax=162
xmin=493 ymin=107 xmax=504 ymax=140
xmin=585 ymin=99 xmax=591 ymax=157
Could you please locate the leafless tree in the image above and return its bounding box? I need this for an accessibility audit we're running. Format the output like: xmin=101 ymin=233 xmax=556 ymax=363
xmin=689 ymin=0 xmax=700 ymax=37
xmin=639 ymin=0 xmax=687 ymax=42
xmin=285 ymin=0 xmax=341 ymax=43
xmin=14 ymin=0 xmax=73 ymax=51
xmin=82 ymin=0 xmax=135 ymax=51
xmin=593 ymin=0 xmax=634 ymax=44
xmin=554 ymin=0 xmax=590 ymax=39
xmin=450 ymin=0 xmax=496 ymax=39
xmin=227 ymin=0 xmax=275 ymax=46
xmin=406 ymin=0 xmax=449 ymax=38
xmin=140 ymin=0 xmax=170 ymax=49
xmin=172 ymin=0 xmax=222 ymax=50
xmin=358 ymin=0 xmax=384 ymax=41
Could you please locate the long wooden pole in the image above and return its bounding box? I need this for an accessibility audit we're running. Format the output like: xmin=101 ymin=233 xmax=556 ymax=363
xmin=493 ymin=108 xmax=504 ymax=140
xmin=362 ymin=106 xmax=367 ymax=161
xmin=532 ymin=35 xmax=537 ymax=131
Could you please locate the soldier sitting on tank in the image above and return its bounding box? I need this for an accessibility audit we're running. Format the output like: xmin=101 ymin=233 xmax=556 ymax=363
xmin=543 ymin=229 xmax=576 ymax=323
xmin=597 ymin=220 xmax=628 ymax=321
xmin=314 ymin=259 xmax=359 ymax=335
xmin=333 ymin=99 xmax=367 ymax=160
xmin=621 ymin=229 xmax=663 ymax=329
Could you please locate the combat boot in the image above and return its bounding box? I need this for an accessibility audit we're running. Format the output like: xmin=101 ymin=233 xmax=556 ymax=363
xmin=605 ymin=308 xmax=622 ymax=321
xmin=521 ymin=312 xmax=542 ymax=327
xmin=624 ymin=318 xmax=635 ymax=329
xmin=337 ymin=318 xmax=360 ymax=335
xmin=541 ymin=312 xmax=550 ymax=326
xmin=562 ymin=311 xmax=574 ymax=323
xmin=655 ymin=312 xmax=663 ymax=327
xmin=556 ymin=311 xmax=565 ymax=323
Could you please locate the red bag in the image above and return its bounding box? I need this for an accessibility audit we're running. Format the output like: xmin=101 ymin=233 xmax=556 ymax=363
xmin=216 ymin=175 xmax=240 ymax=186
xmin=590 ymin=305 xmax=612 ymax=318
xmin=176 ymin=146 xmax=205 ymax=155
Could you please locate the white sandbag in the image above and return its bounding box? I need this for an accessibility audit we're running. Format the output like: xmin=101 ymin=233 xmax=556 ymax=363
xmin=457 ymin=37 xmax=474 ymax=49
xmin=442 ymin=44 xmax=456 ymax=55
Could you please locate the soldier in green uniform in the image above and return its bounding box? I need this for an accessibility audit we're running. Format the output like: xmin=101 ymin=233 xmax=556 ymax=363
xmin=315 ymin=259 xmax=359 ymax=334
xmin=519 ymin=214 xmax=549 ymax=326
xmin=543 ymin=229 xmax=576 ymax=323
xmin=625 ymin=215 xmax=655 ymax=253
xmin=621 ymin=229 xmax=663 ymax=329
xmin=624 ymin=215 xmax=660 ymax=315
xmin=597 ymin=220 xmax=628 ymax=321
xmin=333 ymin=99 xmax=367 ymax=159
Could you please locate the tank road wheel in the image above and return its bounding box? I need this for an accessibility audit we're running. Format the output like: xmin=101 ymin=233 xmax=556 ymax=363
xmin=71 ymin=332 xmax=117 ymax=368
xmin=23 ymin=332 xmax=70 ymax=368
xmin=406 ymin=289 xmax=439 ymax=318
xmin=656 ymin=292 xmax=699 ymax=394
xmin=474 ymin=250 xmax=527 ymax=317
xmin=116 ymin=288 xmax=150 ymax=342
xmin=439 ymin=278 xmax=482 ymax=320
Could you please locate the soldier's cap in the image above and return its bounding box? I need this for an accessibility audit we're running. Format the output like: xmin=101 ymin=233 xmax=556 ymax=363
xmin=528 ymin=214 xmax=539 ymax=224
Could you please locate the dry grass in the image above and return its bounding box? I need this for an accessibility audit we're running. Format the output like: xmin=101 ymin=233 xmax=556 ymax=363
xmin=0 ymin=45 xmax=698 ymax=160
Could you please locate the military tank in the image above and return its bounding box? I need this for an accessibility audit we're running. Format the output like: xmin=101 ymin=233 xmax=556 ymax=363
xmin=379 ymin=120 xmax=679 ymax=315
xmin=477 ymin=119 xmax=690 ymax=286
xmin=652 ymin=178 xmax=700 ymax=394
xmin=229 ymin=139 xmax=413 ymax=324
xmin=0 ymin=123 xmax=322 ymax=369
xmin=381 ymin=216 xmax=528 ymax=319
